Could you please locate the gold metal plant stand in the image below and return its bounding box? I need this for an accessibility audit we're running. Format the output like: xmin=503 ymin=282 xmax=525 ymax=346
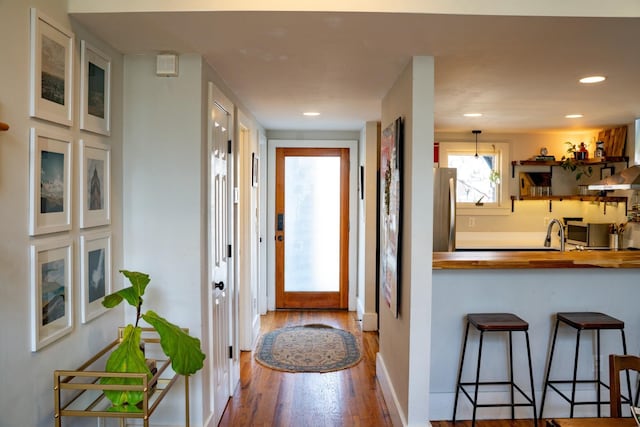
xmin=53 ymin=328 xmax=190 ymax=427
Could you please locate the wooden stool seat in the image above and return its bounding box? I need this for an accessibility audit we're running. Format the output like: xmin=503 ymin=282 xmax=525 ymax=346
xmin=557 ymin=312 xmax=624 ymax=330
xmin=468 ymin=313 xmax=529 ymax=331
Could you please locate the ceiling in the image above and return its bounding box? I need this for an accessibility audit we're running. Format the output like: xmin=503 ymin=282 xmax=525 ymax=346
xmin=70 ymin=11 xmax=640 ymax=133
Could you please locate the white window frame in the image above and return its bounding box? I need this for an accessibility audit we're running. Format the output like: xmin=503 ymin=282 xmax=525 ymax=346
xmin=439 ymin=141 xmax=511 ymax=215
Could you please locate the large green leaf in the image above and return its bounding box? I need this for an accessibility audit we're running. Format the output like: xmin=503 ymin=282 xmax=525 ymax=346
xmin=102 ymin=270 xmax=150 ymax=309
xmin=102 ymin=287 xmax=141 ymax=308
xmin=120 ymin=270 xmax=150 ymax=297
xmin=142 ymin=310 xmax=206 ymax=375
xmin=100 ymin=325 xmax=151 ymax=411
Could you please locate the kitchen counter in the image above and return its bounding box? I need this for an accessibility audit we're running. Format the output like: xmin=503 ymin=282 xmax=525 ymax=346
xmin=433 ymin=249 xmax=640 ymax=269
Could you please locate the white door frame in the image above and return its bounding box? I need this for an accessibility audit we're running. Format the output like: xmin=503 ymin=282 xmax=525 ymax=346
xmin=266 ymin=139 xmax=358 ymax=311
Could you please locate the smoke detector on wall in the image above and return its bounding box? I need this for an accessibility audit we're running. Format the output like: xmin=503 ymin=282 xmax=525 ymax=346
xmin=156 ymin=53 xmax=179 ymax=77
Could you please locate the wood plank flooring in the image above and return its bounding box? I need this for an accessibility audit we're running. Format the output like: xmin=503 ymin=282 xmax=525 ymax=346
xmin=218 ymin=310 xmax=393 ymax=427
xmin=218 ymin=310 xmax=549 ymax=427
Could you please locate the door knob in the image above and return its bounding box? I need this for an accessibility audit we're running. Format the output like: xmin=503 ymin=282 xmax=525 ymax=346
xmin=214 ymin=281 xmax=225 ymax=290
xmin=277 ymin=235 xmax=283 ymax=241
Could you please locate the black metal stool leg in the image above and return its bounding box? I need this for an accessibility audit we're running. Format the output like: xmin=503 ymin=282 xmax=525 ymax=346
xmin=622 ymin=330 xmax=633 ymax=411
xmin=472 ymin=330 xmax=485 ymax=427
xmin=596 ymin=329 xmax=601 ymax=417
xmin=452 ymin=321 xmax=471 ymax=422
xmin=525 ymin=331 xmax=538 ymax=426
xmin=539 ymin=318 xmax=560 ymax=418
xmin=508 ymin=331 xmax=515 ymax=420
xmin=569 ymin=329 xmax=582 ymax=418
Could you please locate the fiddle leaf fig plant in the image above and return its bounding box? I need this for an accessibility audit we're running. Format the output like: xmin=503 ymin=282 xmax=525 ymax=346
xmin=100 ymin=270 xmax=206 ymax=412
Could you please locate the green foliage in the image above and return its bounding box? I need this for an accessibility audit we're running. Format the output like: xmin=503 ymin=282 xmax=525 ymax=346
xmin=142 ymin=310 xmax=205 ymax=375
xmin=100 ymin=270 xmax=206 ymax=411
xmin=560 ymin=141 xmax=593 ymax=181
xmin=99 ymin=325 xmax=149 ymax=412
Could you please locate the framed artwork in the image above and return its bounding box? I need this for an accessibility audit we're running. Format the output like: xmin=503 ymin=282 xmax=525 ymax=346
xmin=601 ymin=166 xmax=614 ymax=180
xmin=79 ymin=139 xmax=111 ymax=228
xmin=80 ymin=231 xmax=112 ymax=323
xmin=30 ymin=236 xmax=73 ymax=351
xmin=252 ymin=152 xmax=259 ymax=187
xmin=29 ymin=127 xmax=72 ymax=236
xmin=379 ymin=117 xmax=403 ymax=318
xmin=80 ymin=40 xmax=111 ymax=135
xmin=29 ymin=8 xmax=74 ymax=126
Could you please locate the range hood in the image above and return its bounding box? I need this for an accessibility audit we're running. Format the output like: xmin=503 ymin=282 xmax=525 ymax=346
xmin=588 ymin=165 xmax=640 ymax=190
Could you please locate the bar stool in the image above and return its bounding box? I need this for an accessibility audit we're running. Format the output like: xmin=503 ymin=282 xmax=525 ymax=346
xmin=452 ymin=313 xmax=537 ymax=427
xmin=539 ymin=312 xmax=631 ymax=418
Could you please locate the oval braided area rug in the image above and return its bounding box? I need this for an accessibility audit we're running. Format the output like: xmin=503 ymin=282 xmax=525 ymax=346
xmin=254 ymin=324 xmax=362 ymax=373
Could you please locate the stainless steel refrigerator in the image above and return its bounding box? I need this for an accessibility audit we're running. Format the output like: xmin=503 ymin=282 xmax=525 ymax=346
xmin=433 ymin=167 xmax=457 ymax=251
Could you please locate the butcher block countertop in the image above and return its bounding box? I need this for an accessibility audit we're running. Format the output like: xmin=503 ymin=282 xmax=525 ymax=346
xmin=433 ymin=250 xmax=640 ymax=269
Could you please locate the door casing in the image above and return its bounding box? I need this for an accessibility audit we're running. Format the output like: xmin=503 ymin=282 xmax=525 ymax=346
xmin=266 ymin=139 xmax=358 ymax=312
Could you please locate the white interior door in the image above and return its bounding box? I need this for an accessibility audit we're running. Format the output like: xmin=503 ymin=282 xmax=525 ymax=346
xmin=208 ymin=99 xmax=231 ymax=425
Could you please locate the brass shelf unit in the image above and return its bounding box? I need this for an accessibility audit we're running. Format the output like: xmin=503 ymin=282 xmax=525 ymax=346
xmin=53 ymin=328 xmax=189 ymax=427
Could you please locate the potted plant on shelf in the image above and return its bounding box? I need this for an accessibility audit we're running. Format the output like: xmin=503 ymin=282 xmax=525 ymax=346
xmin=560 ymin=141 xmax=593 ymax=181
xmin=100 ymin=270 xmax=205 ymax=412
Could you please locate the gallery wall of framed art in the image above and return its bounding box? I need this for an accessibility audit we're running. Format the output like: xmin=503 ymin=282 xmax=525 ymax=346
xmin=26 ymin=8 xmax=115 ymax=351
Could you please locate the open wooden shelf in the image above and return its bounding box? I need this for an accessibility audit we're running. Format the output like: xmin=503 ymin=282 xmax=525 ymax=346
xmin=510 ymin=195 xmax=627 ymax=213
xmin=511 ymin=157 xmax=629 ymax=177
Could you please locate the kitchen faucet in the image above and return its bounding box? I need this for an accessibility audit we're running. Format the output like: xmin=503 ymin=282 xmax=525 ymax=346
xmin=544 ymin=218 xmax=565 ymax=252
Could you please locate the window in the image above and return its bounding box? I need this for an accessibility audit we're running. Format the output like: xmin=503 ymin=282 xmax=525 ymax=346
xmin=439 ymin=141 xmax=510 ymax=214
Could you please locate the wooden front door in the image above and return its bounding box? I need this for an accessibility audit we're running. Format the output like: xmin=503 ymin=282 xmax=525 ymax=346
xmin=274 ymin=147 xmax=349 ymax=309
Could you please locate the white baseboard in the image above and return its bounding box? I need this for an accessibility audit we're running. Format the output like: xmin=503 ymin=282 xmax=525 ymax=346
xmin=376 ymin=352 xmax=406 ymax=426
xmin=361 ymin=312 xmax=378 ymax=331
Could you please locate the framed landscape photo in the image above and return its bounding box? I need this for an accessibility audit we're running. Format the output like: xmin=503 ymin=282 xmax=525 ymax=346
xmin=80 ymin=40 xmax=111 ymax=135
xmin=79 ymin=139 xmax=111 ymax=228
xmin=29 ymin=128 xmax=72 ymax=236
xmin=30 ymin=236 xmax=73 ymax=351
xmin=29 ymin=8 xmax=74 ymax=126
xmin=80 ymin=231 xmax=112 ymax=323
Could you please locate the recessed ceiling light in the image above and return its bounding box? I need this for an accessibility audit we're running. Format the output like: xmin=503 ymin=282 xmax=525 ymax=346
xmin=579 ymin=76 xmax=606 ymax=84
xmin=303 ymin=112 xmax=320 ymax=116
xmin=565 ymin=114 xmax=584 ymax=119
xmin=463 ymin=113 xmax=483 ymax=117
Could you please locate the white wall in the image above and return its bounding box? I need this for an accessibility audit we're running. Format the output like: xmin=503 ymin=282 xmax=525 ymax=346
xmin=0 ymin=2 xmax=125 ymax=426
xmin=377 ymin=56 xmax=434 ymax=426
xmin=357 ymin=121 xmax=380 ymax=331
xmin=123 ymin=53 xmax=206 ymax=425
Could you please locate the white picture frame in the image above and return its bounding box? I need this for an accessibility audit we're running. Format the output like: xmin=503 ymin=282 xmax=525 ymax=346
xmin=79 ymin=138 xmax=111 ymax=228
xmin=29 ymin=8 xmax=74 ymax=126
xmin=80 ymin=231 xmax=112 ymax=324
xmin=30 ymin=236 xmax=73 ymax=351
xmin=29 ymin=127 xmax=72 ymax=236
xmin=80 ymin=40 xmax=111 ymax=135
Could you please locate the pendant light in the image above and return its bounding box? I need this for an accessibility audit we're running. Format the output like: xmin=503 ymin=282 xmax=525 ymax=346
xmin=472 ymin=129 xmax=482 ymax=158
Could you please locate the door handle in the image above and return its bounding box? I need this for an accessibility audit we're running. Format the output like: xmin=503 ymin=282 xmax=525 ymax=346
xmin=214 ymin=281 xmax=225 ymax=290
xmin=277 ymin=235 xmax=283 ymax=242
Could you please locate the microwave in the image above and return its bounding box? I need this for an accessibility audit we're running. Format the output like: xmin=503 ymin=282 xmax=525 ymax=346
xmin=566 ymin=221 xmax=610 ymax=247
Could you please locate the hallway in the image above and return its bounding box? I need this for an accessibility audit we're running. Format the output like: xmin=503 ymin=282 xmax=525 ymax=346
xmin=218 ymin=310 xmax=393 ymax=426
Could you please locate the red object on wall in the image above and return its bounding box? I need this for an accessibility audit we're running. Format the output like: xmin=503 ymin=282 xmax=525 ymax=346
xmin=434 ymin=142 xmax=439 ymax=163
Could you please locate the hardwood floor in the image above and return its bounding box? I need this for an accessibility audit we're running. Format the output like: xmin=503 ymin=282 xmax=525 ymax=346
xmin=218 ymin=310 xmax=393 ymax=426
xmin=218 ymin=310 xmax=549 ymax=427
